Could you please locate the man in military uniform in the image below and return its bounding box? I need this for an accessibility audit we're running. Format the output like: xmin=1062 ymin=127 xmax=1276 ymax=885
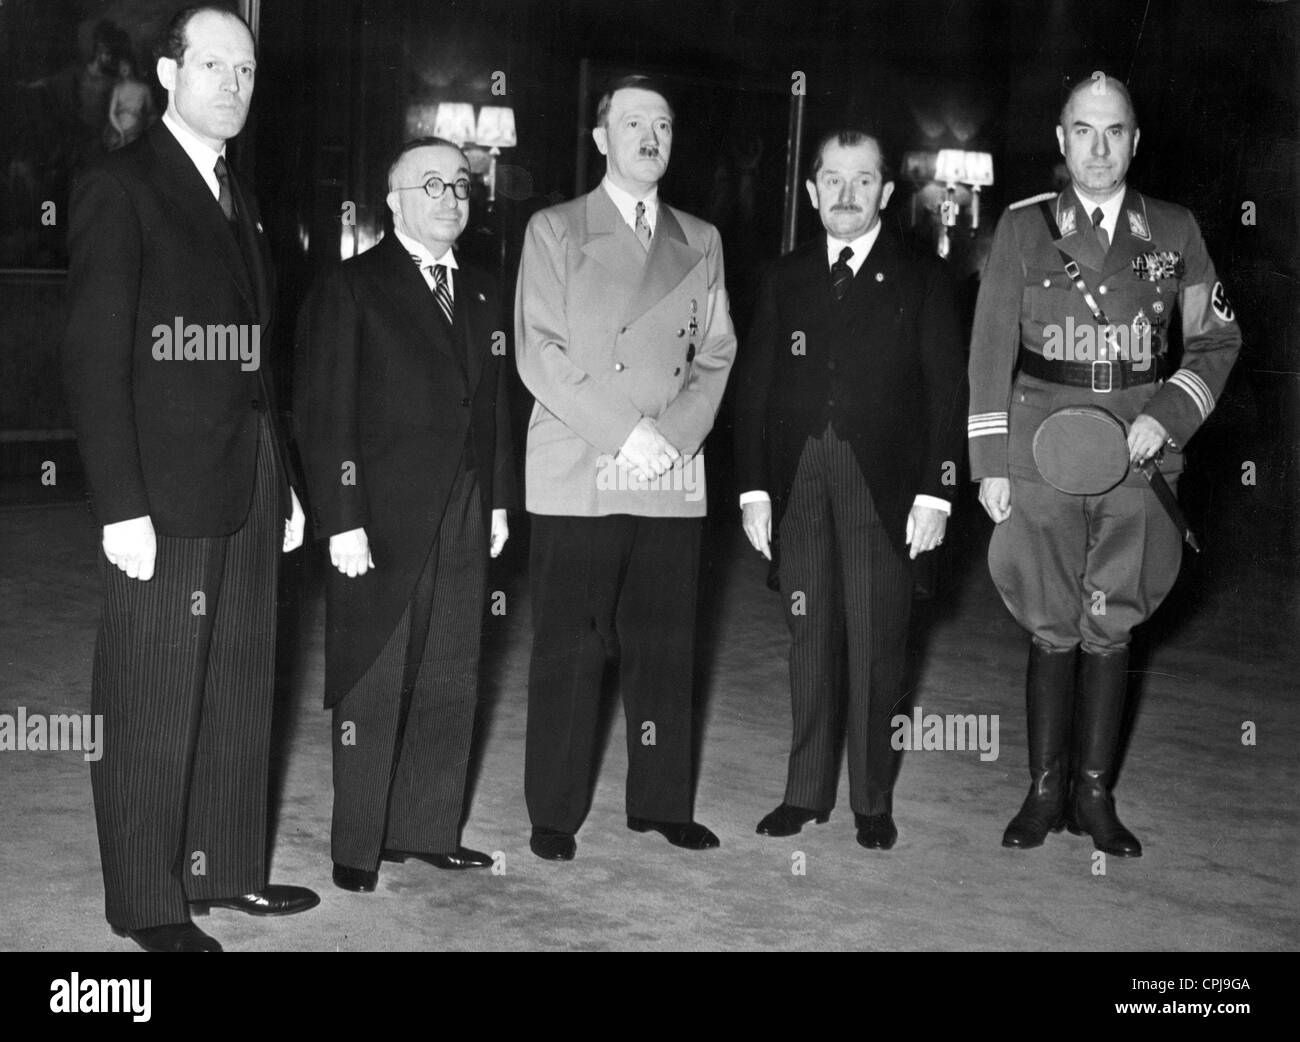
xmin=968 ymin=74 xmax=1240 ymax=857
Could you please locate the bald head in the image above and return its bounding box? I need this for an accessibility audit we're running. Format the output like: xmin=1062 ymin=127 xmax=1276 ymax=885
xmin=1059 ymin=73 xmax=1137 ymax=132
xmin=1056 ymin=72 xmax=1140 ymax=202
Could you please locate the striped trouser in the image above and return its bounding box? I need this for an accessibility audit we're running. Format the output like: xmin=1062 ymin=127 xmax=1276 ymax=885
xmin=91 ymin=418 xmax=281 ymax=930
xmin=778 ymin=427 xmax=914 ymax=817
xmin=330 ymin=468 xmax=486 ymax=868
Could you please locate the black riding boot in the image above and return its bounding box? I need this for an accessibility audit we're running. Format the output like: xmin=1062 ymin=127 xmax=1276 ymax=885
xmin=1068 ymin=647 xmax=1142 ymax=857
xmin=1002 ymin=641 xmax=1077 ymax=849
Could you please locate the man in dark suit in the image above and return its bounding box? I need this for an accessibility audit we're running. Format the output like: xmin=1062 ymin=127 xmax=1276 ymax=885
xmin=515 ymin=76 xmax=737 ymax=861
xmin=734 ymin=129 xmax=966 ymax=851
xmin=60 ymin=5 xmax=318 ymax=953
xmin=294 ymin=138 xmax=517 ymax=893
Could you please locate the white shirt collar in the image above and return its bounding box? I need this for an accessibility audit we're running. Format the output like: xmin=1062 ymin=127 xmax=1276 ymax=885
xmin=393 ymin=227 xmax=458 ymax=271
xmin=162 ymin=110 xmax=226 ymax=201
xmin=602 ymin=176 xmax=658 ymax=235
xmin=825 ymin=220 xmax=883 ymax=276
xmin=1074 ymin=185 xmax=1126 ymax=241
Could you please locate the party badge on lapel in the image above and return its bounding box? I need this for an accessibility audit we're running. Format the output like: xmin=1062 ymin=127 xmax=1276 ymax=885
xmin=1057 ymin=205 xmax=1077 ymax=237
xmin=256 ymin=220 xmax=264 ymax=233
xmin=1127 ymin=209 xmax=1151 ymax=241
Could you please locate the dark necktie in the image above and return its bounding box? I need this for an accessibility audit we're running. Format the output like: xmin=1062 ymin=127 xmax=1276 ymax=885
xmin=1091 ymin=206 xmax=1109 ymax=253
xmin=214 ymin=156 xmax=235 ymax=222
xmin=634 ymin=200 xmax=652 ymax=251
xmin=831 ymin=245 xmax=854 ymax=300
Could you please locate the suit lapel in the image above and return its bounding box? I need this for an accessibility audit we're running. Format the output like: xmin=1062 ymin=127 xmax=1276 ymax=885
xmin=579 ymin=187 xmax=647 ymax=303
xmin=797 ymin=239 xmax=835 ymax=313
xmin=1052 ymin=185 xmax=1106 ymax=274
xmin=225 ymin=171 xmax=272 ymax=328
xmin=147 ymin=123 xmax=257 ymax=314
xmin=621 ymin=203 xmax=701 ymax=328
xmin=458 ymin=265 xmax=489 ymax=393
xmin=844 ymin=227 xmax=902 ymax=312
xmin=372 ymin=235 xmax=466 ymax=384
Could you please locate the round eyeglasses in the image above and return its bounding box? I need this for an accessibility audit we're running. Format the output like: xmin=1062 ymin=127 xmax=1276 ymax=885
xmin=395 ymin=176 xmax=472 ymax=201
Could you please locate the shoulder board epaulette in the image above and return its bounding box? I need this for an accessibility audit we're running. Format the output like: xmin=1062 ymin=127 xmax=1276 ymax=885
xmin=1008 ymin=192 xmax=1058 ymax=211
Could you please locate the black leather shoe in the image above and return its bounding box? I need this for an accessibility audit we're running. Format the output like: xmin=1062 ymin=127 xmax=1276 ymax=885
xmin=113 ymin=922 xmax=222 ymax=952
xmin=530 ymin=827 xmax=576 ymax=861
xmin=192 ymin=884 xmax=321 ymax=917
xmin=855 ymin=812 xmax=898 ymax=850
xmin=627 ymin=816 xmax=720 ymax=849
xmin=383 ymin=846 xmax=493 ymax=870
xmin=756 ymin=802 xmax=829 ymax=837
xmin=333 ymin=863 xmax=378 ymax=892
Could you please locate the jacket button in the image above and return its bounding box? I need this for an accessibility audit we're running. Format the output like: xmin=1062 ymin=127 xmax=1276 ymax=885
xmin=614 ymin=362 xmax=625 ymax=372
xmin=620 ymin=326 xmax=628 ymax=334
xmin=677 ymin=328 xmax=686 ymax=337
xmin=1098 ymin=285 xmax=1107 ymax=295
xmin=674 ymin=367 xmax=681 ymax=375
xmin=250 ymin=397 xmax=263 ymax=411
xmin=1042 ymin=278 xmax=1051 ymax=288
xmin=461 ymin=397 xmax=470 ymax=407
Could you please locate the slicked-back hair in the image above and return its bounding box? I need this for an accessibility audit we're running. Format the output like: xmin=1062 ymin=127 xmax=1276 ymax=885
xmin=808 ymin=129 xmax=894 ymax=183
xmin=594 ymin=74 xmax=675 ymax=129
xmin=1058 ymin=73 xmax=1138 ymax=130
xmin=386 ymin=136 xmax=467 ymax=191
xmin=154 ymin=3 xmax=251 ymax=65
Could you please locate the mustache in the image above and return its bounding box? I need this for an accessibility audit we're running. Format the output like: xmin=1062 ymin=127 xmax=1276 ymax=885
xmin=637 ymin=145 xmax=661 ymax=157
xmin=831 ymin=204 xmax=862 ymax=212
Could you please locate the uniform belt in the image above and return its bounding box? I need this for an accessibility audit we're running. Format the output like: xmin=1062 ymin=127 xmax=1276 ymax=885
xmin=1018 ymin=349 xmax=1163 ymax=393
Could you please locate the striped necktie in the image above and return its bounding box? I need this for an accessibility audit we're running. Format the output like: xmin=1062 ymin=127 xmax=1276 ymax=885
xmin=430 ymin=264 xmax=454 ymax=326
xmin=409 ymin=252 xmax=454 ymax=326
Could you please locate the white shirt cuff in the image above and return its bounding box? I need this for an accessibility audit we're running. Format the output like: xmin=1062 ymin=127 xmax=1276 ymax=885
xmin=739 ymin=490 xmax=770 ymax=507
xmin=913 ymin=494 xmax=951 ymax=515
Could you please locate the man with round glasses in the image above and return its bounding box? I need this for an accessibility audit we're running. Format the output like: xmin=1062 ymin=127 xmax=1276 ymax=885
xmin=295 ymin=136 xmax=517 ymax=893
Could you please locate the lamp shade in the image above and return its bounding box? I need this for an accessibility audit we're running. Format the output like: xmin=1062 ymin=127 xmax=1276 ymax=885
xmin=433 ymin=102 xmax=477 ymax=146
xmin=935 ymin=148 xmax=967 ymax=184
xmin=963 ymin=151 xmax=994 ymax=186
xmin=474 ymin=106 xmax=517 ymax=148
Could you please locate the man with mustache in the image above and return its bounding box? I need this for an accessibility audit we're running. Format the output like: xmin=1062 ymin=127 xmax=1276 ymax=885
xmin=735 ymin=130 xmax=965 ymax=850
xmin=515 ymin=75 xmax=737 ymax=861
xmin=60 ymin=4 xmax=318 ymax=951
xmin=969 ymin=73 xmax=1240 ymax=857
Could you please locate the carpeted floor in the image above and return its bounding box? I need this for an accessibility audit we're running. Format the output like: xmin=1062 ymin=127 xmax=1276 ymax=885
xmin=1 ymin=496 xmax=1296 ymax=951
